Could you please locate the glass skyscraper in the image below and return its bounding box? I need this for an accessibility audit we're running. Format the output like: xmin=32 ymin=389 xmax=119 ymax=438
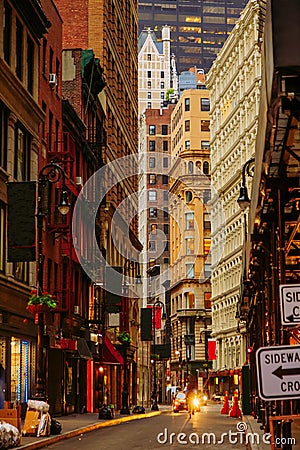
xmin=139 ymin=0 xmax=248 ymax=73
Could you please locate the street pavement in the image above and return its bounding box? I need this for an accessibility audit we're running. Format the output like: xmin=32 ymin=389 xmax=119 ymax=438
xmin=15 ymin=402 xmax=300 ymax=450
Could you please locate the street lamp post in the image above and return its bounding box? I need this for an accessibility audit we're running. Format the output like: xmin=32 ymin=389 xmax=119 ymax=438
xmin=120 ymin=259 xmax=141 ymax=415
xmin=35 ymin=162 xmax=70 ymax=399
xmin=151 ymin=300 xmax=166 ymax=411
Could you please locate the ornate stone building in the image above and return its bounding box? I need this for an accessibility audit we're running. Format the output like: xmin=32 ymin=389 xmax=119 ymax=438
xmin=206 ymin=0 xmax=262 ymax=394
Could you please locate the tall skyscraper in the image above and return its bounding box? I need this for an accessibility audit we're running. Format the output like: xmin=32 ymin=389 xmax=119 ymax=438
xmin=139 ymin=0 xmax=248 ymax=73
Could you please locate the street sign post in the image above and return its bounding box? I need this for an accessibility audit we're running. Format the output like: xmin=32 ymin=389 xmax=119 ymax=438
xmin=256 ymin=345 xmax=300 ymax=401
xmin=279 ymin=284 xmax=300 ymax=325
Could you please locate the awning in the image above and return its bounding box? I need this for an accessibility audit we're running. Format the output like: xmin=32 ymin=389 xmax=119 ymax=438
xmin=77 ymin=338 xmax=93 ymax=360
xmin=102 ymin=335 xmax=123 ymax=365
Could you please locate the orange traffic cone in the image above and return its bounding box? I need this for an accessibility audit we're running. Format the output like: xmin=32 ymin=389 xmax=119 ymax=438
xmin=220 ymin=391 xmax=229 ymax=414
xmin=229 ymin=390 xmax=242 ymax=418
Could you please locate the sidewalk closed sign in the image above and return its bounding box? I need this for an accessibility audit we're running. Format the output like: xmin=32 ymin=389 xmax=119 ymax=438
xmin=279 ymin=284 xmax=300 ymax=325
xmin=256 ymin=345 xmax=300 ymax=401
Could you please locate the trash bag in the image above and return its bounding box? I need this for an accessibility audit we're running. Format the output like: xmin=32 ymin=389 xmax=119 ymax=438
xmin=50 ymin=419 xmax=62 ymax=435
xmin=132 ymin=406 xmax=145 ymax=414
xmin=98 ymin=406 xmax=113 ymax=420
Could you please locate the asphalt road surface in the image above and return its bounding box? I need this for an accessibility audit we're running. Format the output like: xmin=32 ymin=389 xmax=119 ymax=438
xmin=46 ymin=404 xmax=249 ymax=450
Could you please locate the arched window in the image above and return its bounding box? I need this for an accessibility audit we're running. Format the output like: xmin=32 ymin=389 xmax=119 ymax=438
xmin=188 ymin=161 xmax=194 ymax=174
xmin=185 ymin=191 xmax=193 ymax=203
xmin=203 ymin=161 xmax=209 ymax=174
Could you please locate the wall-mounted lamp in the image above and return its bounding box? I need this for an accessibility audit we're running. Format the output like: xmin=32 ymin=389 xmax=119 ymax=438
xmin=237 ymin=157 xmax=255 ymax=211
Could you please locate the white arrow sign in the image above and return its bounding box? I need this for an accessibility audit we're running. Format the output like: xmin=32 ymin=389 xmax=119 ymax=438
xmin=280 ymin=284 xmax=300 ymax=325
xmin=256 ymin=345 xmax=300 ymax=401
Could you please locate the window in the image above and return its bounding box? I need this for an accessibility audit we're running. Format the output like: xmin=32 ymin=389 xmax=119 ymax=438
xmin=186 ymin=212 xmax=194 ymax=230
xmin=147 ymin=92 xmax=151 ymax=99
xmin=204 ymin=264 xmax=211 ymax=278
xmin=151 ymin=224 xmax=157 ymax=234
xmin=185 ymin=141 xmax=190 ymax=150
xmin=27 ymin=36 xmax=34 ymax=94
xmin=0 ymin=202 xmax=5 ymax=272
xmin=188 ymin=161 xmax=194 ymax=174
xmin=163 ymin=140 xmax=168 ymax=151
xmin=201 ymin=141 xmax=210 ymax=150
xmin=204 ymin=213 xmax=211 ymax=230
xmin=163 ymin=224 xmax=169 ymax=235
xmin=161 ymin=71 xmax=164 ymax=78
xmin=186 ymin=263 xmax=195 ymax=279
xmin=201 ymin=98 xmax=210 ymax=111
xmin=149 ymin=157 xmax=155 ymax=168
xmin=163 ymin=191 xmax=168 ymax=201
xmin=201 ymin=120 xmax=210 ymax=132
xmin=149 ymin=140 xmax=155 ymax=151
xmin=3 ymin=1 xmax=12 ymax=64
xmin=147 ymin=53 xmax=151 ymax=61
xmin=149 ymin=241 xmax=156 ymax=252
xmin=204 ymin=292 xmax=212 ymax=309
xmin=16 ymin=19 xmax=23 ymax=80
xmin=186 ymin=191 xmax=193 ymax=203
xmin=186 ymin=237 xmax=194 ymax=255
xmin=149 ymin=207 xmax=157 ymax=218
xmin=42 ymin=38 xmax=47 ymax=74
xmin=147 ymin=102 xmax=152 ymax=108
xmin=188 ymin=292 xmax=195 ymax=309
xmin=147 ymin=71 xmax=151 ymax=78
xmin=14 ymin=123 xmax=31 ymax=181
xmin=13 ymin=262 xmax=29 ymax=283
xmin=163 ymin=241 xmax=169 ymax=252
xmin=162 ymin=125 xmax=168 ymax=135
xmin=161 ymin=92 xmax=165 ymax=99
xmin=149 ymin=174 xmax=156 ymax=184
xmin=162 ymin=175 xmax=168 ymax=184
xmin=204 ymin=238 xmax=211 ymax=255
xmin=147 ymin=81 xmax=151 ymax=88
xmin=185 ymin=98 xmax=190 ymax=111
xmin=203 ymin=161 xmax=209 ymax=174
xmin=149 ymin=125 xmax=156 ymax=135
xmin=163 ymin=207 xmax=168 ymax=218
xmin=185 ymin=120 xmax=190 ymax=132
xmin=203 ymin=189 xmax=211 ymax=204
xmin=148 ymin=190 xmax=157 ymax=201
xmin=163 ymin=157 xmax=168 ymax=168
xmin=161 ymin=81 xmax=165 ymax=89
xmin=0 ymin=102 xmax=8 ymax=170
xmin=163 ymin=257 xmax=169 ymax=264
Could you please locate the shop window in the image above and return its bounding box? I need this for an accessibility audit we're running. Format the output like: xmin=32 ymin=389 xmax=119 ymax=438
xmin=11 ymin=338 xmax=32 ymax=402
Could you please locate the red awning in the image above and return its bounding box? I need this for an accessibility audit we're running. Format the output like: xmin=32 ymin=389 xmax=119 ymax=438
xmin=102 ymin=335 xmax=124 ymax=365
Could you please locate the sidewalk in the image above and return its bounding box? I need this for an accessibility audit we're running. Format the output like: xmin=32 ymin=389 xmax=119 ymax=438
xmin=243 ymin=414 xmax=300 ymax=450
xmin=17 ymin=405 xmax=172 ymax=449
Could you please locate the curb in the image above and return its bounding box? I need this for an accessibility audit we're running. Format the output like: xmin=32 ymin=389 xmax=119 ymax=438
xmin=17 ymin=410 xmax=169 ymax=449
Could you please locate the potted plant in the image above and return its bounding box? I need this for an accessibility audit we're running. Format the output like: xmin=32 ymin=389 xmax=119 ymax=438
xmin=116 ymin=331 xmax=132 ymax=345
xmin=27 ymin=289 xmax=57 ymax=314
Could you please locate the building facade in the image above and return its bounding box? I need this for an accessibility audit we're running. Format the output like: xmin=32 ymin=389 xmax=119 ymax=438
xmin=56 ymin=0 xmax=142 ymax=411
xmin=138 ymin=0 xmax=248 ymax=74
xmin=0 ymin=0 xmax=49 ymax=412
xmin=206 ymin=0 xmax=262 ymax=395
xmin=169 ymin=88 xmax=212 ymax=393
xmin=138 ymin=26 xmax=177 ymax=114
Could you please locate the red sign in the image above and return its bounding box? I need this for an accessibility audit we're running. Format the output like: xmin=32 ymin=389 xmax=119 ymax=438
xmin=208 ymin=339 xmax=216 ymax=360
xmin=147 ymin=305 xmax=162 ymax=329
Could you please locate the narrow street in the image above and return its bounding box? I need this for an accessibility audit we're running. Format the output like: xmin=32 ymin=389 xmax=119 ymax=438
xmin=45 ymin=404 xmax=248 ymax=450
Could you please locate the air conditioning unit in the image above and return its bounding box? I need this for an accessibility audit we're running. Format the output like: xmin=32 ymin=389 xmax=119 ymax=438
xmin=49 ymin=73 xmax=58 ymax=86
xmin=74 ymin=305 xmax=80 ymax=315
xmin=76 ymin=176 xmax=83 ymax=186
